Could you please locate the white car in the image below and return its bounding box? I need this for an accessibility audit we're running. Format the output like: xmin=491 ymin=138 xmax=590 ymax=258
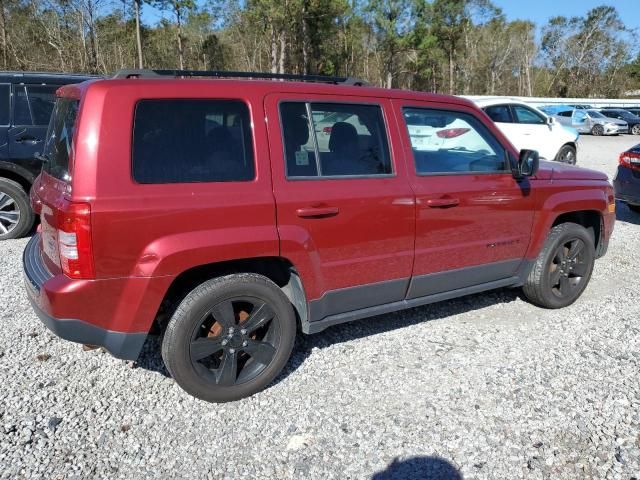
xmin=473 ymin=98 xmax=579 ymax=164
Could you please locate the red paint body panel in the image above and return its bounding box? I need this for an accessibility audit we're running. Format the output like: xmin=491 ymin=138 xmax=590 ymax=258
xmin=24 ymin=78 xmax=616 ymax=336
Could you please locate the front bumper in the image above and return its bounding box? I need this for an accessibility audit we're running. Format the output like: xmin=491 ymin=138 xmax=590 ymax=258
xmin=22 ymin=235 xmax=149 ymax=360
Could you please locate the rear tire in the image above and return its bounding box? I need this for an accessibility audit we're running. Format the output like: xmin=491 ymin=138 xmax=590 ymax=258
xmin=555 ymin=145 xmax=577 ymax=164
xmin=632 ymin=124 xmax=640 ymax=136
xmin=522 ymin=223 xmax=595 ymax=309
xmin=161 ymin=273 xmax=296 ymax=402
xmin=0 ymin=177 xmax=34 ymax=240
xmin=591 ymin=124 xmax=604 ymax=136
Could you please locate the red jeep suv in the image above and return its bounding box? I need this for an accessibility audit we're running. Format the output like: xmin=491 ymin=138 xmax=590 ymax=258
xmin=23 ymin=70 xmax=615 ymax=402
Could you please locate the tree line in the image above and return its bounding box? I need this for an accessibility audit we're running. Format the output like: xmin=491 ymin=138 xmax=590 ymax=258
xmin=1 ymin=0 xmax=639 ymax=98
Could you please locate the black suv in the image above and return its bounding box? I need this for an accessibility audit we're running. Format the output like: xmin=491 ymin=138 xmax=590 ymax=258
xmin=0 ymin=72 xmax=93 ymax=239
xmin=599 ymin=108 xmax=640 ymax=136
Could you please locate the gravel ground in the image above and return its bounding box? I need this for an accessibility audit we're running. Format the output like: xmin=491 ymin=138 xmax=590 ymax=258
xmin=1 ymin=135 xmax=640 ymax=480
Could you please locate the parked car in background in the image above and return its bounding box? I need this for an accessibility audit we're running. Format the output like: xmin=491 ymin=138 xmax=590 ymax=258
xmin=475 ymin=98 xmax=579 ymax=164
xmin=598 ymin=109 xmax=640 ymax=135
xmin=23 ymin=69 xmax=615 ymax=402
xmin=554 ymin=109 xmax=628 ymax=136
xmin=625 ymin=108 xmax=640 ymax=117
xmin=0 ymin=72 xmax=94 ymax=240
xmin=613 ymin=144 xmax=640 ymax=213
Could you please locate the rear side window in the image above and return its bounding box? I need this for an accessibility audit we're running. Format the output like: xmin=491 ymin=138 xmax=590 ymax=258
xmin=132 ymin=99 xmax=254 ymax=184
xmin=42 ymin=97 xmax=79 ymax=181
xmin=13 ymin=85 xmax=58 ymax=126
xmin=483 ymin=105 xmax=512 ymax=123
xmin=0 ymin=84 xmax=9 ymax=125
xmin=280 ymin=102 xmax=392 ymax=178
xmin=402 ymin=107 xmax=507 ymax=174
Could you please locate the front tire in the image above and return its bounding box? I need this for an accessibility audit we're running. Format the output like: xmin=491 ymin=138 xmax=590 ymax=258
xmin=523 ymin=223 xmax=595 ymax=309
xmin=0 ymin=178 xmax=34 ymax=240
xmin=161 ymin=273 xmax=296 ymax=402
xmin=555 ymin=145 xmax=577 ymax=164
xmin=591 ymin=124 xmax=604 ymax=136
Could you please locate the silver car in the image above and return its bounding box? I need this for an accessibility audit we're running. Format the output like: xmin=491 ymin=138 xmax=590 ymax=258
xmin=554 ymin=109 xmax=628 ymax=136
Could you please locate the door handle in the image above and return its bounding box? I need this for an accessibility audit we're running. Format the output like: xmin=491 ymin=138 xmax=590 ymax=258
xmin=296 ymin=206 xmax=340 ymax=218
xmin=425 ymin=197 xmax=460 ymax=208
xmin=16 ymin=136 xmax=41 ymax=143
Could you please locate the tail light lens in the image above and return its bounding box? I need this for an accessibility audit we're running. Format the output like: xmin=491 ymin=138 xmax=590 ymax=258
xmin=437 ymin=128 xmax=470 ymax=139
xmin=619 ymin=151 xmax=640 ymax=171
xmin=57 ymin=202 xmax=94 ymax=279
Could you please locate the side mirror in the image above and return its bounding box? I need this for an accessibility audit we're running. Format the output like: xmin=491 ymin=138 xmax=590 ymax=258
xmin=513 ymin=149 xmax=539 ymax=179
xmin=546 ymin=116 xmax=555 ymax=125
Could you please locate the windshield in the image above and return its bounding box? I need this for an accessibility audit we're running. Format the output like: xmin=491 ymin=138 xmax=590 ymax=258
xmin=42 ymin=97 xmax=79 ymax=181
xmin=587 ymin=110 xmax=607 ymax=119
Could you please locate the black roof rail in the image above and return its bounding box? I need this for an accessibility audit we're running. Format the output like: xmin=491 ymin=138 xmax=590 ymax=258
xmin=112 ymin=69 xmax=368 ymax=86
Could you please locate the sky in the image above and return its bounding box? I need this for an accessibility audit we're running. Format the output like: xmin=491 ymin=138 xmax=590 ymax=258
xmin=493 ymin=0 xmax=640 ymax=31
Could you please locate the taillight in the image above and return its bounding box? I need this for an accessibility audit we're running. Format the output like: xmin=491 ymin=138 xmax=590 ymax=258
xmin=57 ymin=202 xmax=94 ymax=279
xmin=619 ymin=151 xmax=640 ymax=171
xmin=322 ymin=126 xmax=332 ymax=135
xmin=437 ymin=128 xmax=470 ymax=139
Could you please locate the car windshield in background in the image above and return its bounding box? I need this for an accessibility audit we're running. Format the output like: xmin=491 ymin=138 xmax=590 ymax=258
xmin=42 ymin=97 xmax=79 ymax=181
xmin=587 ymin=110 xmax=607 ymax=119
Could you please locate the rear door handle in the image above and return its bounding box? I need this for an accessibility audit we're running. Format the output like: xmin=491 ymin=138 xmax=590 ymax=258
xmin=425 ymin=197 xmax=460 ymax=208
xmin=296 ymin=206 xmax=340 ymax=218
xmin=16 ymin=136 xmax=41 ymax=144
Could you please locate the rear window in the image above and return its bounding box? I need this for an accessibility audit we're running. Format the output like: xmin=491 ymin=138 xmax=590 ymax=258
xmin=132 ymin=99 xmax=255 ymax=184
xmin=42 ymin=97 xmax=79 ymax=181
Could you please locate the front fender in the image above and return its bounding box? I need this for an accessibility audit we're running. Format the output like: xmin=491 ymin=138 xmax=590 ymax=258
xmin=526 ymin=184 xmax=609 ymax=259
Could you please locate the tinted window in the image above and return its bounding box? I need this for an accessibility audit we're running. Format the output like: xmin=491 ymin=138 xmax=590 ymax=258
xmin=42 ymin=98 xmax=79 ymax=181
xmin=132 ymin=100 xmax=254 ymax=184
xmin=484 ymin=105 xmax=512 ymax=123
xmin=13 ymin=85 xmax=57 ymax=126
xmin=513 ymin=105 xmax=545 ymax=124
xmin=402 ymin=108 xmax=507 ymax=174
xmin=557 ymin=111 xmax=572 ymax=117
xmin=0 ymin=84 xmax=9 ymax=125
xmin=280 ymin=102 xmax=392 ymax=177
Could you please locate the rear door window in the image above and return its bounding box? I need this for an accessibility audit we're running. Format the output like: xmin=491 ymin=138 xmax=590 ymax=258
xmin=483 ymin=105 xmax=512 ymax=123
xmin=42 ymin=97 xmax=79 ymax=181
xmin=280 ymin=102 xmax=392 ymax=178
xmin=13 ymin=85 xmax=58 ymax=126
xmin=132 ymin=99 xmax=255 ymax=184
xmin=402 ymin=107 xmax=507 ymax=174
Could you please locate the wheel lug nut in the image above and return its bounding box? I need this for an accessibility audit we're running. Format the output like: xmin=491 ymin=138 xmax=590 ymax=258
xmin=240 ymin=329 xmax=247 ymax=335
xmin=221 ymin=339 xmax=228 ymax=346
xmin=228 ymin=327 xmax=235 ymax=334
xmin=229 ymin=348 xmax=235 ymax=354
xmin=242 ymin=341 xmax=248 ymax=347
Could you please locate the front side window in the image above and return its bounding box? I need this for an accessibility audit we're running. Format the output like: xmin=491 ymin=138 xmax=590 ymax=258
xmin=483 ymin=105 xmax=512 ymax=123
xmin=573 ymin=111 xmax=588 ymax=123
xmin=512 ymin=105 xmax=545 ymax=124
xmin=13 ymin=85 xmax=57 ymax=126
xmin=42 ymin=97 xmax=79 ymax=181
xmin=280 ymin=102 xmax=392 ymax=178
xmin=132 ymin=99 xmax=255 ymax=184
xmin=402 ymin=107 xmax=507 ymax=174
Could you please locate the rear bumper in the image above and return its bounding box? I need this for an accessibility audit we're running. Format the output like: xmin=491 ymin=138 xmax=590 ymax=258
xmin=613 ymin=166 xmax=640 ymax=205
xmin=22 ymin=235 xmax=167 ymax=361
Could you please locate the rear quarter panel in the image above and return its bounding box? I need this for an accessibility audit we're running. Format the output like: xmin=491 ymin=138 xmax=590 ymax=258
xmin=71 ymin=81 xmax=279 ymax=280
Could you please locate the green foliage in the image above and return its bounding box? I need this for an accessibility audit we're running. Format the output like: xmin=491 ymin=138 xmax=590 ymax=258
xmin=0 ymin=0 xmax=636 ymax=97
